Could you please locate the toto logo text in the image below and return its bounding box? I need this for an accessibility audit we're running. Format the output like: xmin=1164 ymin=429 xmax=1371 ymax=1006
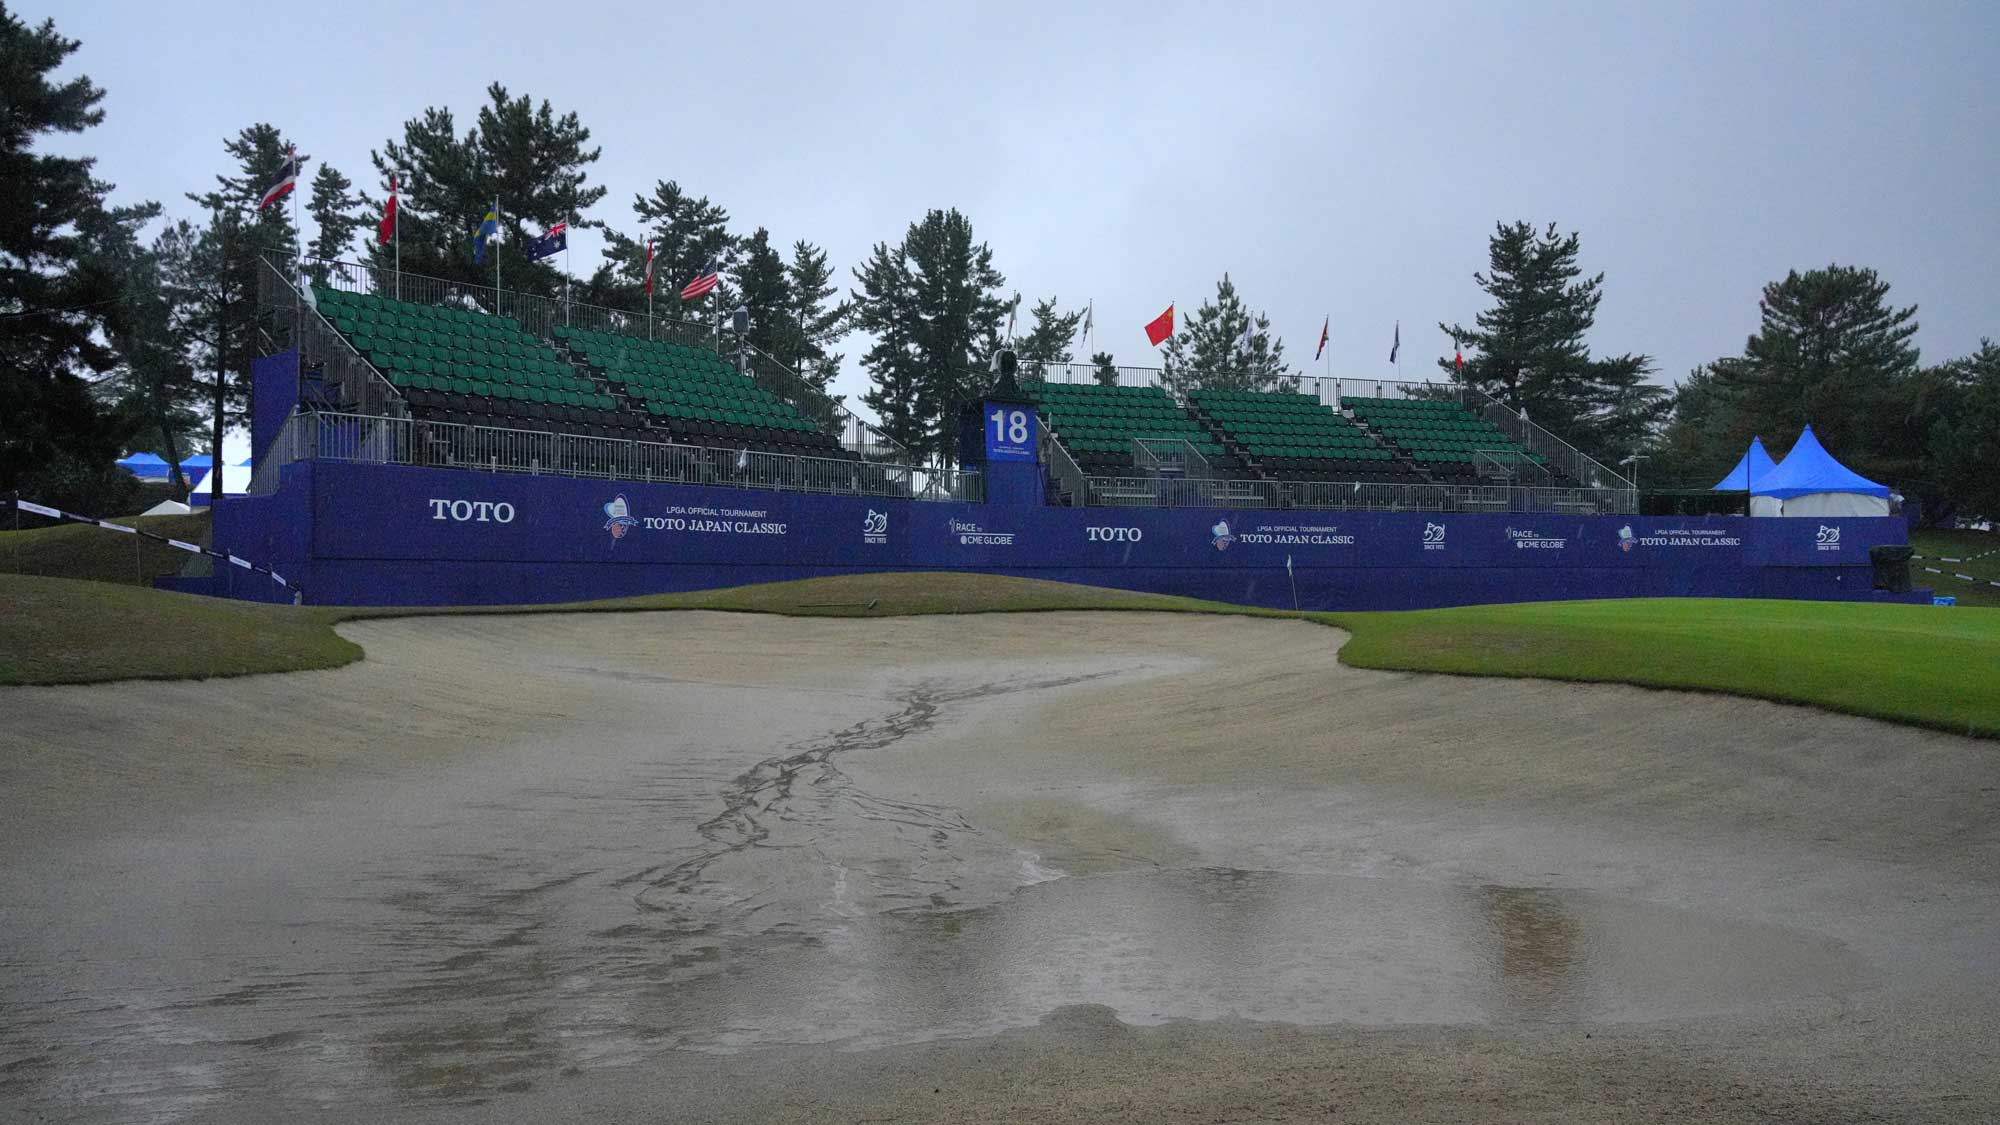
xmin=428 ymin=498 xmax=515 ymax=523
xmin=1086 ymin=526 xmax=1143 ymax=543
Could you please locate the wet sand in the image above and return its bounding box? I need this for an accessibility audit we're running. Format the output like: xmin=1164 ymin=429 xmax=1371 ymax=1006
xmin=1 ymin=611 xmax=1995 ymax=1122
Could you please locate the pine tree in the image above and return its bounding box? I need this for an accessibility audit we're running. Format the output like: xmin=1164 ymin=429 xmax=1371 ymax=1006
xmin=1014 ymin=297 xmax=1085 ymax=381
xmin=1918 ymin=341 xmax=2000 ymax=521
xmin=852 ymin=242 xmax=927 ymax=454
xmin=1092 ymin=351 xmax=1120 ymax=387
xmin=1160 ymin=274 xmax=1293 ymax=396
xmin=188 ymin=123 xmax=300 ymax=259
xmin=595 ymin=180 xmax=738 ymax=321
xmin=306 ymin=162 xmax=365 ymax=262
xmin=850 ymin=209 xmax=1006 ymax=462
xmin=91 ymin=216 xmax=205 ymax=494
xmin=159 ymin=215 xmax=254 ymax=450
xmin=785 ymin=240 xmax=850 ymax=392
xmin=0 ymin=6 xmax=153 ymax=492
xmin=1716 ymin=265 xmax=1920 ymax=481
xmin=363 ymin=84 xmax=605 ymax=300
xmin=1440 ymin=221 xmax=1666 ymax=466
xmin=733 ymin=228 xmax=790 ymax=357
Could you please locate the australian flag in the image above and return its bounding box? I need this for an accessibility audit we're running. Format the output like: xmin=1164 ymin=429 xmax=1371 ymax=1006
xmin=527 ymin=223 xmax=567 ymax=263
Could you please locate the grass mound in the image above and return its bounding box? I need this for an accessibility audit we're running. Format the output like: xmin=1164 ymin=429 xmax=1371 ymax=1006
xmin=4 ymin=569 xmax=1993 ymax=738
xmin=0 ymin=511 xmax=211 ymax=586
xmin=1326 ymin=598 xmax=2000 ymax=738
xmin=0 ymin=574 xmax=360 ymax=685
xmin=1910 ymin=528 xmax=2000 ymax=608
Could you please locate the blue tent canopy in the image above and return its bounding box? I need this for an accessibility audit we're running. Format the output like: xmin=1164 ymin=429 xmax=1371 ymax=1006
xmin=1753 ymin=425 xmax=1889 ymax=499
xmin=116 ymin=453 xmax=170 ymax=479
xmin=1711 ymin=437 xmax=1778 ymax=491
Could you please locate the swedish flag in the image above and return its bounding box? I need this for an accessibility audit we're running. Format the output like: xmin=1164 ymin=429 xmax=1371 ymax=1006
xmin=472 ymin=209 xmax=499 ymax=264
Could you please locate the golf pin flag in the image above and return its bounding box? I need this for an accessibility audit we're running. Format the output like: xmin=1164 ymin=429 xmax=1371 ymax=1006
xmin=1145 ymin=303 xmax=1175 ymax=346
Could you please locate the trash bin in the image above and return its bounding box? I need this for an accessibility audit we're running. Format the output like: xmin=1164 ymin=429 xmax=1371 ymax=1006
xmin=1869 ymin=544 xmax=1914 ymax=592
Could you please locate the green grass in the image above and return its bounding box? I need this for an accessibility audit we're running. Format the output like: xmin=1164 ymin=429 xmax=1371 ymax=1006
xmin=0 ymin=574 xmax=361 ymax=685
xmin=1321 ymin=598 xmax=2000 ymax=739
xmin=0 ymin=511 xmax=211 ymax=586
xmin=4 ymin=570 xmax=1994 ymax=739
xmin=1910 ymin=528 xmax=2000 ymax=608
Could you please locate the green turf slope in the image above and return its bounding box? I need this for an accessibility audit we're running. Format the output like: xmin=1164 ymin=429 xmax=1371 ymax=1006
xmin=0 ymin=574 xmax=360 ymax=685
xmin=1910 ymin=528 xmax=2000 ymax=608
xmin=0 ymin=511 xmax=211 ymax=586
xmin=1323 ymin=598 xmax=2000 ymax=738
xmin=3 ymin=571 xmax=1993 ymax=738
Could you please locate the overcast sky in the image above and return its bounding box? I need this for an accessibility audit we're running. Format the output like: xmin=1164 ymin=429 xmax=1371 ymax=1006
xmin=35 ymin=0 xmax=2000 ymax=431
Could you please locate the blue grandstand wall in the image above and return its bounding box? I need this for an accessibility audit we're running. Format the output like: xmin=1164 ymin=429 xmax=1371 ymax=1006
xmin=203 ymin=459 xmax=1915 ymax=609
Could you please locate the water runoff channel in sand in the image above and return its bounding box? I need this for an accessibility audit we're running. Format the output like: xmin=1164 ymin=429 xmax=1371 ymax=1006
xmin=1 ymin=611 xmax=1993 ymax=1121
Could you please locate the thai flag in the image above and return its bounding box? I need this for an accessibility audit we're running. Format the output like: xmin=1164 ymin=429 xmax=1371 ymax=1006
xmin=680 ymin=260 xmax=720 ymax=301
xmin=258 ymin=146 xmax=308 ymax=211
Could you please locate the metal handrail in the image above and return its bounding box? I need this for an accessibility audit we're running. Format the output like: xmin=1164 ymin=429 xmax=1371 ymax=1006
xmin=252 ymin=410 xmax=982 ymax=503
xmin=1080 ymin=474 xmax=1635 ymax=514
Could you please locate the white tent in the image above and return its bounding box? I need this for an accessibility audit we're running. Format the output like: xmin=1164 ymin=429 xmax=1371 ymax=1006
xmin=187 ymin=465 xmax=253 ymax=507
xmin=140 ymin=499 xmax=194 ymax=517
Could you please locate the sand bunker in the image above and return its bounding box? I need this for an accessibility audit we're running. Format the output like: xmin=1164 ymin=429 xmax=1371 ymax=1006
xmin=2 ymin=611 xmax=1995 ymax=1122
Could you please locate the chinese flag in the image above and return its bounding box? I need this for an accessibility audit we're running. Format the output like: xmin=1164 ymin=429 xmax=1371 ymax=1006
xmin=1145 ymin=304 xmax=1175 ymax=346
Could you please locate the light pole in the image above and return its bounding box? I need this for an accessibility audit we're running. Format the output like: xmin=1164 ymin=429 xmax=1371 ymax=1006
xmin=1621 ymin=453 xmax=1648 ymax=491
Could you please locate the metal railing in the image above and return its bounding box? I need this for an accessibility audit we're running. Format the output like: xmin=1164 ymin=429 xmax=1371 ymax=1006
xmin=252 ymin=410 xmax=980 ymax=503
xmin=1460 ymin=386 xmax=1632 ymax=491
xmin=1133 ymin=436 xmax=1213 ymax=479
xmin=1040 ymin=428 xmax=1089 ymax=506
xmin=1079 ymin=474 xmax=1636 ymax=514
xmin=283 ymin=254 xmax=910 ymax=462
xmin=260 ymin=259 xmax=408 ymax=419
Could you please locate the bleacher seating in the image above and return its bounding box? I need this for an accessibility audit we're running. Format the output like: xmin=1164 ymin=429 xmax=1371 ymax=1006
xmin=1190 ymin=389 xmax=1413 ymax=482
xmin=315 ymin=287 xmax=634 ymax=434
xmin=1342 ymin=396 xmax=1547 ymax=480
xmin=1024 ymin=381 xmax=1227 ymax=473
xmin=554 ymin=326 xmax=840 ymax=455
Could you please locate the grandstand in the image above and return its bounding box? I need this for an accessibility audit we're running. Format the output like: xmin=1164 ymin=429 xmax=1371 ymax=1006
xmin=1189 ymin=389 xmax=1412 ymax=484
xmin=1343 ymin=395 xmax=1556 ymax=483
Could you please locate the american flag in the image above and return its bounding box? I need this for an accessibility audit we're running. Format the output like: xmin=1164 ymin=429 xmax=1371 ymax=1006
xmin=258 ymin=145 xmax=308 ymax=211
xmin=680 ymin=260 xmax=720 ymax=301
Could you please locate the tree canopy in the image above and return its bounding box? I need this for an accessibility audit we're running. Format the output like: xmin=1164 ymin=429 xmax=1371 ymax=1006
xmin=1160 ymin=274 xmax=1294 ymax=397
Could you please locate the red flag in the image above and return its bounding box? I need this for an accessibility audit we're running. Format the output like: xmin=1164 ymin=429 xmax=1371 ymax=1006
xmin=377 ymin=176 xmax=397 ymax=245
xmin=1454 ymin=338 xmax=1464 ymax=373
xmin=1145 ymin=303 xmax=1175 ymax=346
xmin=642 ymin=241 xmax=655 ymax=294
xmin=1314 ymin=316 xmax=1329 ymax=362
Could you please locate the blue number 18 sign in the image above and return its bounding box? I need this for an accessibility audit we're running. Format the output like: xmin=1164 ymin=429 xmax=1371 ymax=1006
xmin=985 ymin=405 xmax=1037 ymax=462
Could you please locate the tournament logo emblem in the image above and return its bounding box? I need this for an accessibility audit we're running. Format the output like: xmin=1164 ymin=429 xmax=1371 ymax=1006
xmin=1816 ymin=524 xmax=1841 ymax=549
xmin=602 ymin=494 xmax=639 ymax=541
xmin=1422 ymin=521 xmax=1447 ymax=550
xmin=863 ymin=509 xmax=889 ymax=545
xmin=1211 ymin=519 xmax=1235 ymax=551
xmin=1617 ymin=524 xmax=1636 ymax=553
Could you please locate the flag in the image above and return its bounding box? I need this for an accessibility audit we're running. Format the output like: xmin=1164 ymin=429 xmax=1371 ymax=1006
xmin=1314 ymin=316 xmax=1329 ymax=362
xmin=643 ymin=241 xmax=656 ymax=294
xmin=1006 ymin=292 xmax=1021 ymax=339
xmin=680 ymin=260 xmax=720 ymax=300
xmin=1076 ymin=300 xmax=1093 ymax=351
xmin=257 ymin=146 xmax=308 ymax=211
xmin=1389 ymin=321 xmax=1400 ymax=364
xmin=527 ymin=223 xmax=568 ymax=262
xmin=1454 ymin=335 xmax=1464 ymax=373
xmin=472 ymin=209 xmax=499 ymax=264
xmin=1145 ymin=304 xmax=1174 ymax=346
xmin=1237 ymin=311 xmax=1256 ymax=357
xmin=377 ymin=175 xmax=398 ymax=245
